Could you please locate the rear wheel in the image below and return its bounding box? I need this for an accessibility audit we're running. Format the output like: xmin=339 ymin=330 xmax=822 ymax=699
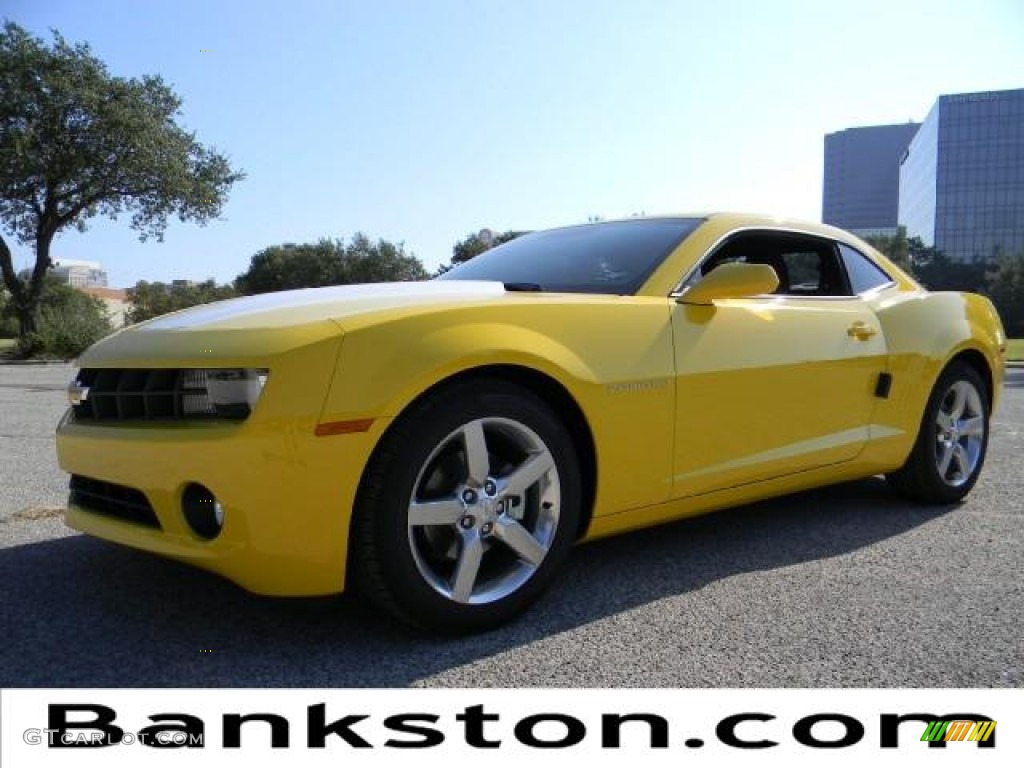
xmin=349 ymin=379 xmax=581 ymax=633
xmin=886 ymin=361 xmax=990 ymax=503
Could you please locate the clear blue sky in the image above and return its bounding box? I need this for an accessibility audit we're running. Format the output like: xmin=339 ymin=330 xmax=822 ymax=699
xmin=5 ymin=0 xmax=1023 ymax=287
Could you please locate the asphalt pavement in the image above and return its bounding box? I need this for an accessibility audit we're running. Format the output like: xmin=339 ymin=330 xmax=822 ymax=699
xmin=1 ymin=363 xmax=1021 ymax=687
xmin=0 ymin=364 xmax=70 ymax=520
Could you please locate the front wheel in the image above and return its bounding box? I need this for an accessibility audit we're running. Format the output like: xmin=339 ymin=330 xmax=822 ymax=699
xmin=349 ymin=379 xmax=582 ymax=633
xmin=886 ymin=361 xmax=990 ymax=503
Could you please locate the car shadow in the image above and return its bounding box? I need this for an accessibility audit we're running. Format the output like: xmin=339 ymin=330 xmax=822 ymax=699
xmin=0 ymin=477 xmax=956 ymax=687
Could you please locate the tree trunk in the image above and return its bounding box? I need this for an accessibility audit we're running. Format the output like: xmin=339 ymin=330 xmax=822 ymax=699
xmin=16 ymin=302 xmax=40 ymax=337
xmin=0 ymin=235 xmax=27 ymax=336
xmin=20 ymin=230 xmax=55 ymax=341
xmin=0 ymin=230 xmax=54 ymax=344
xmin=18 ymin=227 xmax=56 ymax=337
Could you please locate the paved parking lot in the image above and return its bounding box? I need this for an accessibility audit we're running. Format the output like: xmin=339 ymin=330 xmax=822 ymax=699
xmin=1 ymin=363 xmax=1022 ymax=687
xmin=0 ymin=365 xmax=70 ymax=520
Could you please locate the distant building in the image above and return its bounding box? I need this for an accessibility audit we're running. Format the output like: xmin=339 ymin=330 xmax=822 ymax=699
xmin=823 ymin=122 xmax=920 ymax=236
xmin=899 ymin=87 xmax=1024 ymax=262
xmin=51 ymin=258 xmax=109 ymax=288
xmin=80 ymin=286 xmax=129 ymax=328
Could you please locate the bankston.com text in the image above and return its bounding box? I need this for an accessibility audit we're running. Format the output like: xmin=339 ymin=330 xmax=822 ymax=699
xmin=26 ymin=703 xmax=996 ymax=752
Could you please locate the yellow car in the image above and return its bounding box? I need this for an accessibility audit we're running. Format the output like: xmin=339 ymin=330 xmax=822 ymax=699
xmin=56 ymin=214 xmax=1006 ymax=632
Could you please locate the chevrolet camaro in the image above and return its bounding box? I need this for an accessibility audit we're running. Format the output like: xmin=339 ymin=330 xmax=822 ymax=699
xmin=56 ymin=214 xmax=1006 ymax=632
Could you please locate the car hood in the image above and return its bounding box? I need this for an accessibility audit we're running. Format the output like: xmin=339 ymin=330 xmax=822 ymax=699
xmin=77 ymin=281 xmax=511 ymax=367
xmin=138 ymin=280 xmax=509 ymax=332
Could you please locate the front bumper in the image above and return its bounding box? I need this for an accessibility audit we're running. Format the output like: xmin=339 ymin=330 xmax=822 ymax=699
xmin=56 ymin=412 xmax=383 ymax=596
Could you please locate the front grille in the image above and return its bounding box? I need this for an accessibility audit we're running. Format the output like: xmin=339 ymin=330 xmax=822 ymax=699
xmin=71 ymin=368 xmax=248 ymax=422
xmin=69 ymin=475 xmax=161 ymax=529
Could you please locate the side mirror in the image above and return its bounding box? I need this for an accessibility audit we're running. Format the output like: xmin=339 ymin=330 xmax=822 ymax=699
xmin=676 ymin=262 xmax=779 ymax=305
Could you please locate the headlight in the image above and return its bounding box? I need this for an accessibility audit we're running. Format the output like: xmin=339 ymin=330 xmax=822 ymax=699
xmin=184 ymin=368 xmax=269 ymax=419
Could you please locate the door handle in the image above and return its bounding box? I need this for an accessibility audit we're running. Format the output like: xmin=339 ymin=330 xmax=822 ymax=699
xmin=847 ymin=321 xmax=877 ymax=340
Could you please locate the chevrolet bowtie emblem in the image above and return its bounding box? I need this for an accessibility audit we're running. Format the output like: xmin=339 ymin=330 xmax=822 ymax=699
xmin=67 ymin=379 xmax=90 ymax=406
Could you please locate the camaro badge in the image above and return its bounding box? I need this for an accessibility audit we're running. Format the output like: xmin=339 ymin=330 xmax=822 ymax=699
xmin=607 ymin=378 xmax=670 ymax=394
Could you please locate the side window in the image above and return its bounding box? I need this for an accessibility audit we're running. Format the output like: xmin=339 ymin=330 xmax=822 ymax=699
xmin=839 ymin=243 xmax=894 ymax=294
xmin=685 ymin=232 xmax=852 ymax=297
xmin=783 ymin=251 xmax=825 ymax=294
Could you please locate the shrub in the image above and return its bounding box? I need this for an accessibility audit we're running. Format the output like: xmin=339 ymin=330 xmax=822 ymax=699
xmin=11 ymin=280 xmax=113 ymax=358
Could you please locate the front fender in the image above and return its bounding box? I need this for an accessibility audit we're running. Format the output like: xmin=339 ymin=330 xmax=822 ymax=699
xmin=321 ymin=320 xmax=597 ymax=424
xmin=319 ymin=300 xmax=677 ymax=516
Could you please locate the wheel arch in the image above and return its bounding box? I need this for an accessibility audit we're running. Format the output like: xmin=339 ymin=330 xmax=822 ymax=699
xmin=871 ymin=290 xmax=1004 ymax=438
xmin=885 ymin=344 xmax=994 ymax=503
xmin=947 ymin=347 xmax=994 ymax=408
xmin=905 ymin=345 xmax=996 ymax=443
xmin=357 ymin=363 xmax=598 ymax=541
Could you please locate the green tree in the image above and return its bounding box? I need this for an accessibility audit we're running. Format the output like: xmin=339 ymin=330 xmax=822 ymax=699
xmin=905 ymin=236 xmax=944 ymax=267
xmin=234 ymin=240 xmax=341 ymax=294
xmin=340 ymin=233 xmax=429 ymax=284
xmin=0 ymin=22 xmax=244 ymax=340
xmin=235 ymin=234 xmax=428 ymax=294
xmin=437 ymin=229 xmax=526 ymax=275
xmin=126 ymin=279 xmax=238 ymax=324
xmin=0 ymin=287 xmax=11 ymax=336
xmin=451 ymin=232 xmax=493 ymax=265
xmin=862 ymin=227 xmax=912 ymax=272
xmin=912 ymin=249 xmax=991 ymax=294
xmin=985 ymin=251 xmax=1024 ymax=337
xmin=453 ymin=229 xmax=524 ymax=265
xmin=864 ymin=229 xmax=994 ymax=294
xmin=5 ymin=276 xmax=113 ymax=358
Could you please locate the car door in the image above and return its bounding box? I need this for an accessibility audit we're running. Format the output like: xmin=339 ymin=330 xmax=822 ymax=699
xmin=670 ymin=230 xmax=888 ymax=498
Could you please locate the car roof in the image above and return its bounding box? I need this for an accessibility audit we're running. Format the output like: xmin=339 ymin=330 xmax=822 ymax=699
xmin=583 ymin=212 xmax=861 ymax=243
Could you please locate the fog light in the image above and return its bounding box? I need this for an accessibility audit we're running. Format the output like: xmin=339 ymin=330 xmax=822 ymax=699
xmin=182 ymin=483 xmax=224 ymax=540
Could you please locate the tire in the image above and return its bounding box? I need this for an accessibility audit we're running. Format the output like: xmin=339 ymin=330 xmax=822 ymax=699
xmin=886 ymin=360 xmax=990 ymax=504
xmin=349 ymin=378 xmax=582 ymax=633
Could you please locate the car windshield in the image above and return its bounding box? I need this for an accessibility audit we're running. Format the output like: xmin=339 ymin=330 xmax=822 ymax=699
xmin=438 ymin=218 xmax=703 ymax=294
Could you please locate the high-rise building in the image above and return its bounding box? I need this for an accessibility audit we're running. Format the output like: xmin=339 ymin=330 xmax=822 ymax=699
xmin=899 ymin=88 xmax=1024 ymax=262
xmin=822 ymin=123 xmax=920 ymax=236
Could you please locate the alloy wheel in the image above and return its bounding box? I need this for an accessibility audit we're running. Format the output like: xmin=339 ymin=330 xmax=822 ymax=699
xmin=934 ymin=379 xmax=985 ymax=488
xmin=406 ymin=417 xmax=561 ymax=605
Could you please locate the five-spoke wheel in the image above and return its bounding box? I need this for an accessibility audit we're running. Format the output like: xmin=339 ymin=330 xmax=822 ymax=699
xmin=407 ymin=417 xmax=561 ymax=605
xmin=349 ymin=379 xmax=581 ymax=633
xmin=933 ymin=379 xmax=986 ymax=488
xmin=887 ymin=360 xmax=990 ymax=503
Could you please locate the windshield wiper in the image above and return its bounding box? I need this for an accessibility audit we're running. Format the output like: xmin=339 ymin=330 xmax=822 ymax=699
xmin=503 ymin=282 xmax=543 ymax=292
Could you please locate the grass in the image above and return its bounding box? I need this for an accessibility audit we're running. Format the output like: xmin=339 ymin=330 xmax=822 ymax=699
xmin=0 ymin=338 xmax=15 ymax=358
xmin=1007 ymin=338 xmax=1024 ymax=362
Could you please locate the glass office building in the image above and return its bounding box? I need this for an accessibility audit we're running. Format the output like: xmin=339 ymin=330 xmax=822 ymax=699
xmin=823 ymin=123 xmax=920 ymax=235
xmin=899 ymin=88 xmax=1024 ymax=262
